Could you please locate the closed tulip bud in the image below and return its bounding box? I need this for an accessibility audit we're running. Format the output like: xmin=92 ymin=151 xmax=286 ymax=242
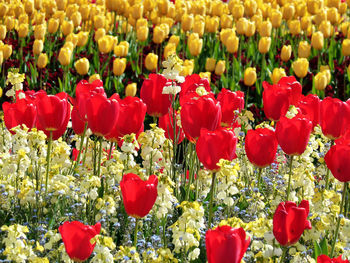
xmin=289 ymin=20 xmax=301 ymax=36
xmin=206 ymin=17 xmax=220 ymax=33
xmin=298 ymin=41 xmax=311 ymax=58
xmin=292 ymin=58 xmax=309 ymax=78
xmin=282 ymin=4 xmax=295 ymax=20
xmin=307 ymin=0 xmax=320 ymax=14
xmin=236 ymin=17 xmax=248 ymax=35
xmin=33 ymin=39 xmax=43 ymax=56
xmin=63 ymin=41 xmax=75 ymax=53
xmin=25 ymin=0 xmax=34 ymax=15
xmin=0 ymin=3 xmax=8 ymax=17
xmin=136 ymin=26 xmax=148 ymax=42
xmin=113 ymin=58 xmax=126 ymax=76
xmin=314 ymin=9 xmax=327 ymax=26
xmin=220 ymin=29 xmax=234 ymax=46
xmin=271 ymin=68 xmax=286 ymax=84
xmin=56 ymin=0 xmax=67 ymax=10
xmin=5 ymin=16 xmax=15 ymax=31
xmin=259 ymin=20 xmax=272 ymax=37
xmin=320 ymin=66 xmax=331 ymax=84
xmin=37 ymin=53 xmax=48 ymax=68
xmin=47 ymin=18 xmax=59 ymax=34
xmin=311 ymin=31 xmax=324 ymax=50
xmin=61 ymin=20 xmax=74 ymax=36
xmin=221 ymin=14 xmax=233 ymax=29
xmin=297 ymin=3 xmax=307 ymax=16
xmin=125 ymin=83 xmax=137 ymax=97
xmin=271 ymin=9 xmax=282 ymax=28
xmin=2 ymin=44 xmax=12 ymax=59
xmin=245 ymin=21 xmax=256 ymax=37
xmin=18 ymin=23 xmax=29 ymax=38
xmin=258 ymin=37 xmax=271 ymax=54
xmin=74 ymin=57 xmax=89 ymax=75
xmin=114 ymin=45 xmax=126 ymax=57
xmin=163 ymin=43 xmax=176 ymax=59
xmin=244 ymin=0 xmax=257 ymax=17
xmin=94 ymin=15 xmax=105 ymax=29
xmin=319 ymin=21 xmax=332 ymax=38
xmin=342 ymin=39 xmax=350 ymax=56
xmin=34 ymin=24 xmax=46 ymax=40
xmin=205 ymin=58 xmax=216 ymax=72
xmin=153 ymin=26 xmax=165 ymax=44
xmin=232 ymin=4 xmax=244 ymax=19
xmin=300 ymin=16 xmax=311 ymax=31
xmin=214 ymin=60 xmax=225 ymax=76
xmin=181 ymin=14 xmax=194 ymax=32
xmin=76 ymin=31 xmax=89 ymax=47
xmin=341 ymin=22 xmax=350 ymax=36
xmin=169 ymin=35 xmax=180 ymax=46
xmin=339 ymin=2 xmax=347 ymax=14
xmin=145 ymin=53 xmax=158 ymax=71
xmin=71 ymin=11 xmax=82 ymax=28
xmin=226 ymin=35 xmax=239 ymax=53
xmin=180 ymin=60 xmax=194 ymax=76
xmin=58 ymin=47 xmax=72 ymax=66
xmin=19 ymin=13 xmax=28 ymax=24
xmin=66 ymin=33 xmax=79 ymax=47
xmin=314 ymin=72 xmax=328 ymax=90
xmin=0 ymin=50 xmax=3 ymax=65
xmin=327 ymin=7 xmax=339 ymax=24
xmin=80 ymin=4 xmax=90 ymax=21
xmin=88 ymin=74 xmax=100 ymax=83
xmin=132 ymin=3 xmax=143 ymax=19
xmin=98 ymin=36 xmax=114 ymax=54
xmin=193 ymin=20 xmax=205 ymax=37
xmin=188 ymin=37 xmax=203 ymax=57
xmin=136 ymin=18 xmax=147 ymax=29
xmin=244 ymin=67 xmax=257 ymax=86
xmin=94 ymin=28 xmax=106 ymax=42
xmin=0 ymin=25 xmax=6 ymax=40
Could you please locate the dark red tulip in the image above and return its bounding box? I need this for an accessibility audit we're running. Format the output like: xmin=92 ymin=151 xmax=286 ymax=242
xmin=159 ymin=108 xmax=185 ymax=144
xmin=106 ymin=96 xmax=147 ymax=141
xmin=196 ymin=128 xmax=237 ymax=171
xmin=86 ymin=94 xmax=120 ymax=137
xmin=120 ymin=173 xmax=158 ymax=218
xmin=71 ymin=106 xmax=86 ymax=136
xmin=325 ymin=143 xmax=350 ymax=182
xmin=59 ymin=221 xmax=101 ymax=262
xmin=296 ymin=94 xmax=320 ymax=128
xmin=277 ymin=76 xmax=302 ymax=105
xmin=140 ymin=74 xmax=171 ymax=117
xmin=2 ymin=99 xmax=37 ymax=134
xmin=217 ymin=88 xmax=244 ymax=127
xmin=317 ymin=255 xmax=349 ymax=263
xmin=181 ymin=95 xmax=222 ymax=142
xmin=206 ymin=225 xmax=250 ymax=263
xmin=245 ymin=128 xmax=278 ymax=168
xmin=276 ymin=115 xmax=313 ymax=156
xmin=180 ymin=74 xmax=211 ymax=102
xmin=320 ymin=97 xmax=350 ymax=140
xmin=273 ymin=200 xmax=312 ymax=246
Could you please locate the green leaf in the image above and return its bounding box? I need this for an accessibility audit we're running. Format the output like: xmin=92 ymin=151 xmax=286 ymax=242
xmin=320 ymin=237 xmax=328 ymax=255
xmin=313 ymin=240 xmax=322 ymax=260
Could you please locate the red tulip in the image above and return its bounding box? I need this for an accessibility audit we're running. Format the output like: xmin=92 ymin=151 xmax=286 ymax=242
xmin=245 ymin=128 xmax=278 ymax=168
xmin=181 ymin=95 xmax=222 ymax=142
xmin=296 ymin=94 xmax=320 ymax=128
xmin=106 ymin=96 xmax=147 ymax=141
xmin=179 ymin=74 xmax=211 ymax=103
xmin=276 ymin=115 xmax=313 ymax=156
xmin=86 ymin=94 xmax=120 ymax=137
xmin=206 ymin=225 xmax=250 ymax=263
xmin=217 ymin=88 xmax=244 ymax=127
xmin=140 ymin=74 xmax=171 ymax=117
xmin=2 ymin=99 xmax=37 ymax=134
xmin=325 ymin=143 xmax=350 ymax=182
xmin=320 ymin=97 xmax=350 ymax=140
xmin=317 ymin=255 xmax=349 ymax=263
xmin=196 ymin=128 xmax=237 ymax=171
xmin=59 ymin=221 xmax=101 ymax=262
xmin=277 ymin=76 xmax=302 ymax=105
xmin=71 ymin=106 xmax=86 ymax=136
xmin=159 ymin=108 xmax=185 ymax=144
xmin=120 ymin=173 xmax=158 ymax=218
xmin=273 ymin=200 xmax=312 ymax=246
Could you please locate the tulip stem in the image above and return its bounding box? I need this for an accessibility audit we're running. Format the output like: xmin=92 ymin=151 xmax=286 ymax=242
xmin=330 ymin=182 xmax=347 ymax=258
xmin=325 ymin=140 xmax=334 ymax=190
xmin=45 ymin=131 xmax=53 ymax=196
xmin=71 ymin=122 xmax=88 ymax=173
xmin=280 ymin=246 xmax=288 ymax=263
xmin=286 ymin=155 xmax=294 ymax=201
xmin=208 ymin=172 xmax=217 ymax=227
xmin=97 ymin=137 xmax=104 ymax=198
xmin=257 ymin=168 xmax=263 ymax=188
xmin=134 ymin=218 xmax=140 ymax=248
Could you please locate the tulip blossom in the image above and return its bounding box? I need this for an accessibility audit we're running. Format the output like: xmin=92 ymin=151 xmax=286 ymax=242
xmin=206 ymin=225 xmax=250 ymax=263
xmin=159 ymin=108 xmax=185 ymax=144
xmin=71 ymin=106 xmax=85 ymax=136
xmin=273 ymin=200 xmax=312 ymax=246
xmin=317 ymin=255 xmax=349 ymax=263
xmin=296 ymin=94 xmax=320 ymax=128
xmin=196 ymin=128 xmax=237 ymax=171
xmin=276 ymin=115 xmax=313 ymax=156
xmin=179 ymin=74 xmax=211 ymax=105
xmin=120 ymin=173 xmax=158 ymax=218
xmin=245 ymin=128 xmax=278 ymax=168
xmin=217 ymin=89 xmax=244 ymax=127
xmin=59 ymin=221 xmax=101 ymax=262
xmin=325 ymin=143 xmax=350 ymax=182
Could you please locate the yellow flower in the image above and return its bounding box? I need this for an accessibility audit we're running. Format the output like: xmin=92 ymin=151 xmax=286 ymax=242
xmin=314 ymin=72 xmax=328 ymax=90
xmin=258 ymin=37 xmax=271 ymax=54
xmin=0 ymin=24 xmax=6 ymax=40
xmin=113 ymin=58 xmax=126 ymax=76
xmin=61 ymin=20 xmax=74 ymax=36
xmin=33 ymin=39 xmax=43 ymax=56
xmin=215 ymin=60 xmax=225 ymax=76
xmin=311 ymin=31 xmax=324 ymax=50
xmin=181 ymin=14 xmax=194 ymax=32
xmin=205 ymin=58 xmax=216 ymax=72
xmin=271 ymin=9 xmax=282 ymax=28
xmin=244 ymin=67 xmax=257 ymax=86
xmin=58 ymin=47 xmax=72 ymax=66
xmin=292 ymin=58 xmax=309 ymax=78
xmin=75 ymin=57 xmax=89 ymax=75
xmin=342 ymin=39 xmax=350 ymax=56
xmin=270 ymin=68 xmax=286 ymax=84
xmin=18 ymin=23 xmax=29 ymax=38
xmin=298 ymin=41 xmax=311 ymax=58
xmin=259 ymin=20 xmax=272 ymax=37
xmin=137 ymin=26 xmax=149 ymax=42
xmin=37 ymin=53 xmax=48 ymax=69
xmin=145 ymin=53 xmax=158 ymax=71
xmin=125 ymin=83 xmax=137 ymax=97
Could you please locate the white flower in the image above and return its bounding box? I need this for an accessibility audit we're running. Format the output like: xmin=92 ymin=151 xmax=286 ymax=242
xmin=162 ymin=84 xmax=181 ymax=95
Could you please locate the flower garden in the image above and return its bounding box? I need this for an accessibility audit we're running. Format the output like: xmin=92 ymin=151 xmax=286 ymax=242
xmin=1 ymin=0 xmax=350 ymax=262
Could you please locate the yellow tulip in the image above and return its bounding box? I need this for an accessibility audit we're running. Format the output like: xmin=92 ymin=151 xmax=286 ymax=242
xmin=153 ymin=26 xmax=165 ymax=44
xmin=215 ymin=60 xmax=226 ymax=76
xmin=232 ymin=4 xmax=244 ymax=19
xmin=98 ymin=36 xmax=114 ymax=54
xmin=131 ymin=3 xmax=143 ymax=20
xmin=319 ymin=21 xmax=332 ymax=38
xmin=327 ymin=7 xmax=339 ymax=25
xmin=289 ymin=20 xmax=301 ymax=36
xmin=311 ymin=31 xmax=324 ymax=50
xmin=258 ymin=37 xmax=271 ymax=54
xmin=58 ymin=47 xmax=72 ymax=66
xmin=48 ymin=18 xmax=59 ymax=34
xmin=292 ymin=58 xmax=309 ymax=78
xmin=298 ymin=41 xmax=311 ymax=58
xmin=94 ymin=28 xmax=106 ymax=42
xmin=320 ymin=66 xmax=331 ymax=84
xmin=271 ymin=9 xmax=282 ymax=28
xmin=270 ymin=68 xmax=286 ymax=85
xmin=34 ymin=24 xmax=46 ymax=40
xmin=226 ymin=35 xmax=239 ymax=54
xmin=163 ymin=43 xmax=176 ymax=59
xmin=145 ymin=53 xmax=158 ymax=71
xmin=37 ymin=53 xmax=48 ymax=69
xmin=244 ymin=0 xmax=257 ymax=17
xmin=181 ymin=14 xmax=194 ymax=32
xmin=77 ymin=31 xmax=89 ymax=47
xmin=205 ymin=58 xmax=216 ymax=72
xmin=169 ymin=35 xmax=180 ymax=46
xmin=137 ymin=26 xmax=149 ymax=42
xmin=314 ymin=72 xmax=328 ymax=90
xmin=188 ymin=34 xmax=202 ymax=56
xmin=89 ymin=74 xmax=100 ymax=83
xmin=221 ymin=14 xmax=233 ymax=29
xmin=342 ymin=39 xmax=350 ymax=56
xmin=18 ymin=23 xmax=29 ymax=38
xmin=71 ymin=11 xmax=82 ymax=28
xmin=307 ymin=0 xmax=320 ymax=14
xmin=245 ymin=21 xmax=256 ymax=37
xmin=282 ymin=4 xmax=295 ymax=20
xmin=24 ymin=0 xmax=34 ymax=15
xmin=193 ymin=20 xmax=205 ymax=37
xmin=206 ymin=17 xmax=220 ymax=33
xmin=61 ymin=20 xmax=74 ymax=36
xmin=113 ymin=58 xmax=126 ymax=76
xmin=244 ymin=67 xmax=257 ymax=86
xmin=236 ymin=17 xmax=248 ymax=35
xmin=33 ymin=39 xmax=44 ymax=56
xmin=0 ymin=25 xmax=6 ymax=40
xmin=259 ymin=20 xmax=272 ymax=37
xmin=125 ymin=83 xmax=137 ymax=97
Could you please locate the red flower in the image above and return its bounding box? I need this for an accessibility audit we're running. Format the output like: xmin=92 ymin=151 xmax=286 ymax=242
xmin=277 ymin=76 xmax=302 ymax=105
xmin=140 ymin=74 xmax=171 ymax=117
xmin=86 ymin=94 xmax=120 ymax=137
xmin=59 ymin=221 xmax=101 ymax=262
xmin=320 ymin=97 xmax=350 ymax=140
xmin=245 ymin=128 xmax=278 ymax=168
xmin=120 ymin=173 xmax=158 ymax=218
xmin=181 ymin=95 xmax=221 ymax=142
xmin=159 ymin=108 xmax=185 ymax=144
xmin=276 ymin=115 xmax=313 ymax=156
xmin=325 ymin=143 xmax=350 ymax=182
xmin=273 ymin=200 xmax=312 ymax=246
xmin=217 ymin=88 xmax=244 ymax=127
xmin=317 ymin=255 xmax=349 ymax=263
xmin=179 ymin=74 xmax=211 ymax=102
xmin=296 ymin=94 xmax=320 ymax=128
xmin=71 ymin=106 xmax=86 ymax=136
xmin=196 ymin=128 xmax=237 ymax=171
xmin=2 ymin=99 xmax=37 ymax=134
xmin=206 ymin=225 xmax=250 ymax=263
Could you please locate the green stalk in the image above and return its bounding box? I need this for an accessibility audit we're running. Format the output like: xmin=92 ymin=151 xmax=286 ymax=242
xmin=257 ymin=168 xmax=263 ymax=188
xmin=97 ymin=137 xmax=104 ymax=198
xmin=286 ymin=155 xmax=294 ymax=201
xmin=134 ymin=218 xmax=140 ymax=247
xmin=325 ymin=140 xmax=334 ymax=190
xmin=280 ymin=246 xmax=288 ymax=263
xmin=71 ymin=122 xmax=87 ymax=173
xmin=208 ymin=172 xmax=217 ymax=227
xmin=45 ymin=131 xmax=53 ymax=196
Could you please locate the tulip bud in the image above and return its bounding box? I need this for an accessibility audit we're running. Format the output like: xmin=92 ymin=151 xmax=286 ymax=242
xmin=63 ymin=41 xmax=75 ymax=53
xmin=292 ymin=58 xmax=309 ymax=78
xmin=205 ymin=58 xmax=216 ymax=72
xmin=58 ymin=47 xmax=72 ymax=66
xmin=94 ymin=28 xmax=106 ymax=42
xmin=244 ymin=0 xmax=257 ymax=17
xmin=307 ymin=0 xmax=320 ymax=14
xmin=33 ymin=39 xmax=43 ymax=56
xmin=47 ymin=18 xmax=59 ymax=34
xmin=0 ymin=25 xmax=6 ymax=40
xmin=37 ymin=53 xmax=48 ymax=68
xmin=298 ymin=41 xmax=311 ymax=58
xmin=180 ymin=60 xmax=194 ymax=76
xmin=34 ymin=24 xmax=46 ymax=40
xmin=163 ymin=43 xmax=176 ymax=59
xmin=236 ymin=17 xmax=248 ymax=35
xmin=0 ymin=50 xmax=3 ymax=65
xmin=245 ymin=21 xmax=256 ymax=37
xmin=270 ymin=68 xmax=286 ymax=84
xmin=300 ymin=16 xmax=311 ymax=31
xmin=319 ymin=21 xmax=332 ymax=38
xmin=5 ymin=16 xmax=15 ymax=31
xmin=232 ymin=4 xmax=244 ymax=19
xmin=342 ymin=39 xmax=350 ymax=56
xmin=0 ymin=3 xmax=8 ymax=17
xmin=188 ymin=36 xmax=203 ymax=57
xmin=136 ymin=26 xmax=148 ymax=42
xmin=153 ymin=26 xmax=165 ymax=44
xmin=169 ymin=35 xmax=180 ymax=46
xmin=56 ymin=0 xmax=67 ymax=10
xmin=289 ymin=20 xmax=301 ymax=36
xmin=61 ymin=20 xmax=74 ymax=36
xmin=215 ymin=60 xmax=225 ymax=75
xmin=74 ymin=57 xmax=89 ymax=75
xmin=282 ymin=3 xmax=295 ymax=20
xmin=221 ymin=14 xmax=233 ymax=29
xmin=71 ymin=11 xmax=82 ymax=28
xmin=66 ymin=33 xmax=79 ymax=47
xmin=182 ymin=14 xmax=194 ymax=32
xmin=136 ymin=18 xmax=147 ymax=29
xmin=98 ymin=35 xmax=114 ymax=54
xmin=327 ymin=7 xmax=339 ymax=24
xmin=320 ymin=65 xmax=331 ymax=84
xmin=311 ymin=31 xmax=324 ymax=50
xmin=193 ymin=20 xmax=205 ymax=37
xmin=339 ymin=2 xmax=347 ymax=14
xmin=145 ymin=53 xmax=158 ymax=71
xmin=259 ymin=20 xmax=272 ymax=37
xmin=113 ymin=58 xmax=126 ymax=76
xmin=25 ymin=0 xmax=34 ymax=15
xmin=314 ymin=72 xmax=328 ymax=90
xmin=226 ymin=35 xmax=239 ymax=53
xmin=271 ymin=9 xmax=282 ymax=28
xmin=131 ymin=3 xmax=143 ymax=19
xmin=2 ymin=44 xmax=12 ymax=60
xmin=258 ymin=37 xmax=271 ymax=54
xmin=125 ymin=83 xmax=137 ymax=97
xmin=244 ymin=67 xmax=257 ymax=86
xmin=18 ymin=23 xmax=29 ymax=38
xmin=206 ymin=17 xmax=220 ymax=33
xmin=76 ymin=31 xmax=88 ymax=47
